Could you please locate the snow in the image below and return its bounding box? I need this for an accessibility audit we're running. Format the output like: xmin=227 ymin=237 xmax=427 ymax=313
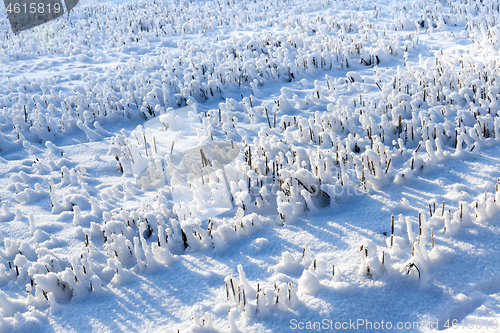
xmin=0 ymin=0 xmax=500 ymax=331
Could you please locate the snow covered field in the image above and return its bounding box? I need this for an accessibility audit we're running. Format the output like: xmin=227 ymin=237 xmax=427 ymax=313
xmin=0 ymin=0 xmax=500 ymax=331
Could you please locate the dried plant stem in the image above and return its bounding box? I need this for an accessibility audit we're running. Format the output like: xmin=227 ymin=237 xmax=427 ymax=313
xmin=431 ymin=228 xmax=434 ymax=249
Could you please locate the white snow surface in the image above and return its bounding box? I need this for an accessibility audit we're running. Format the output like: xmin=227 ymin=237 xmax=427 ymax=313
xmin=0 ymin=0 xmax=500 ymax=331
